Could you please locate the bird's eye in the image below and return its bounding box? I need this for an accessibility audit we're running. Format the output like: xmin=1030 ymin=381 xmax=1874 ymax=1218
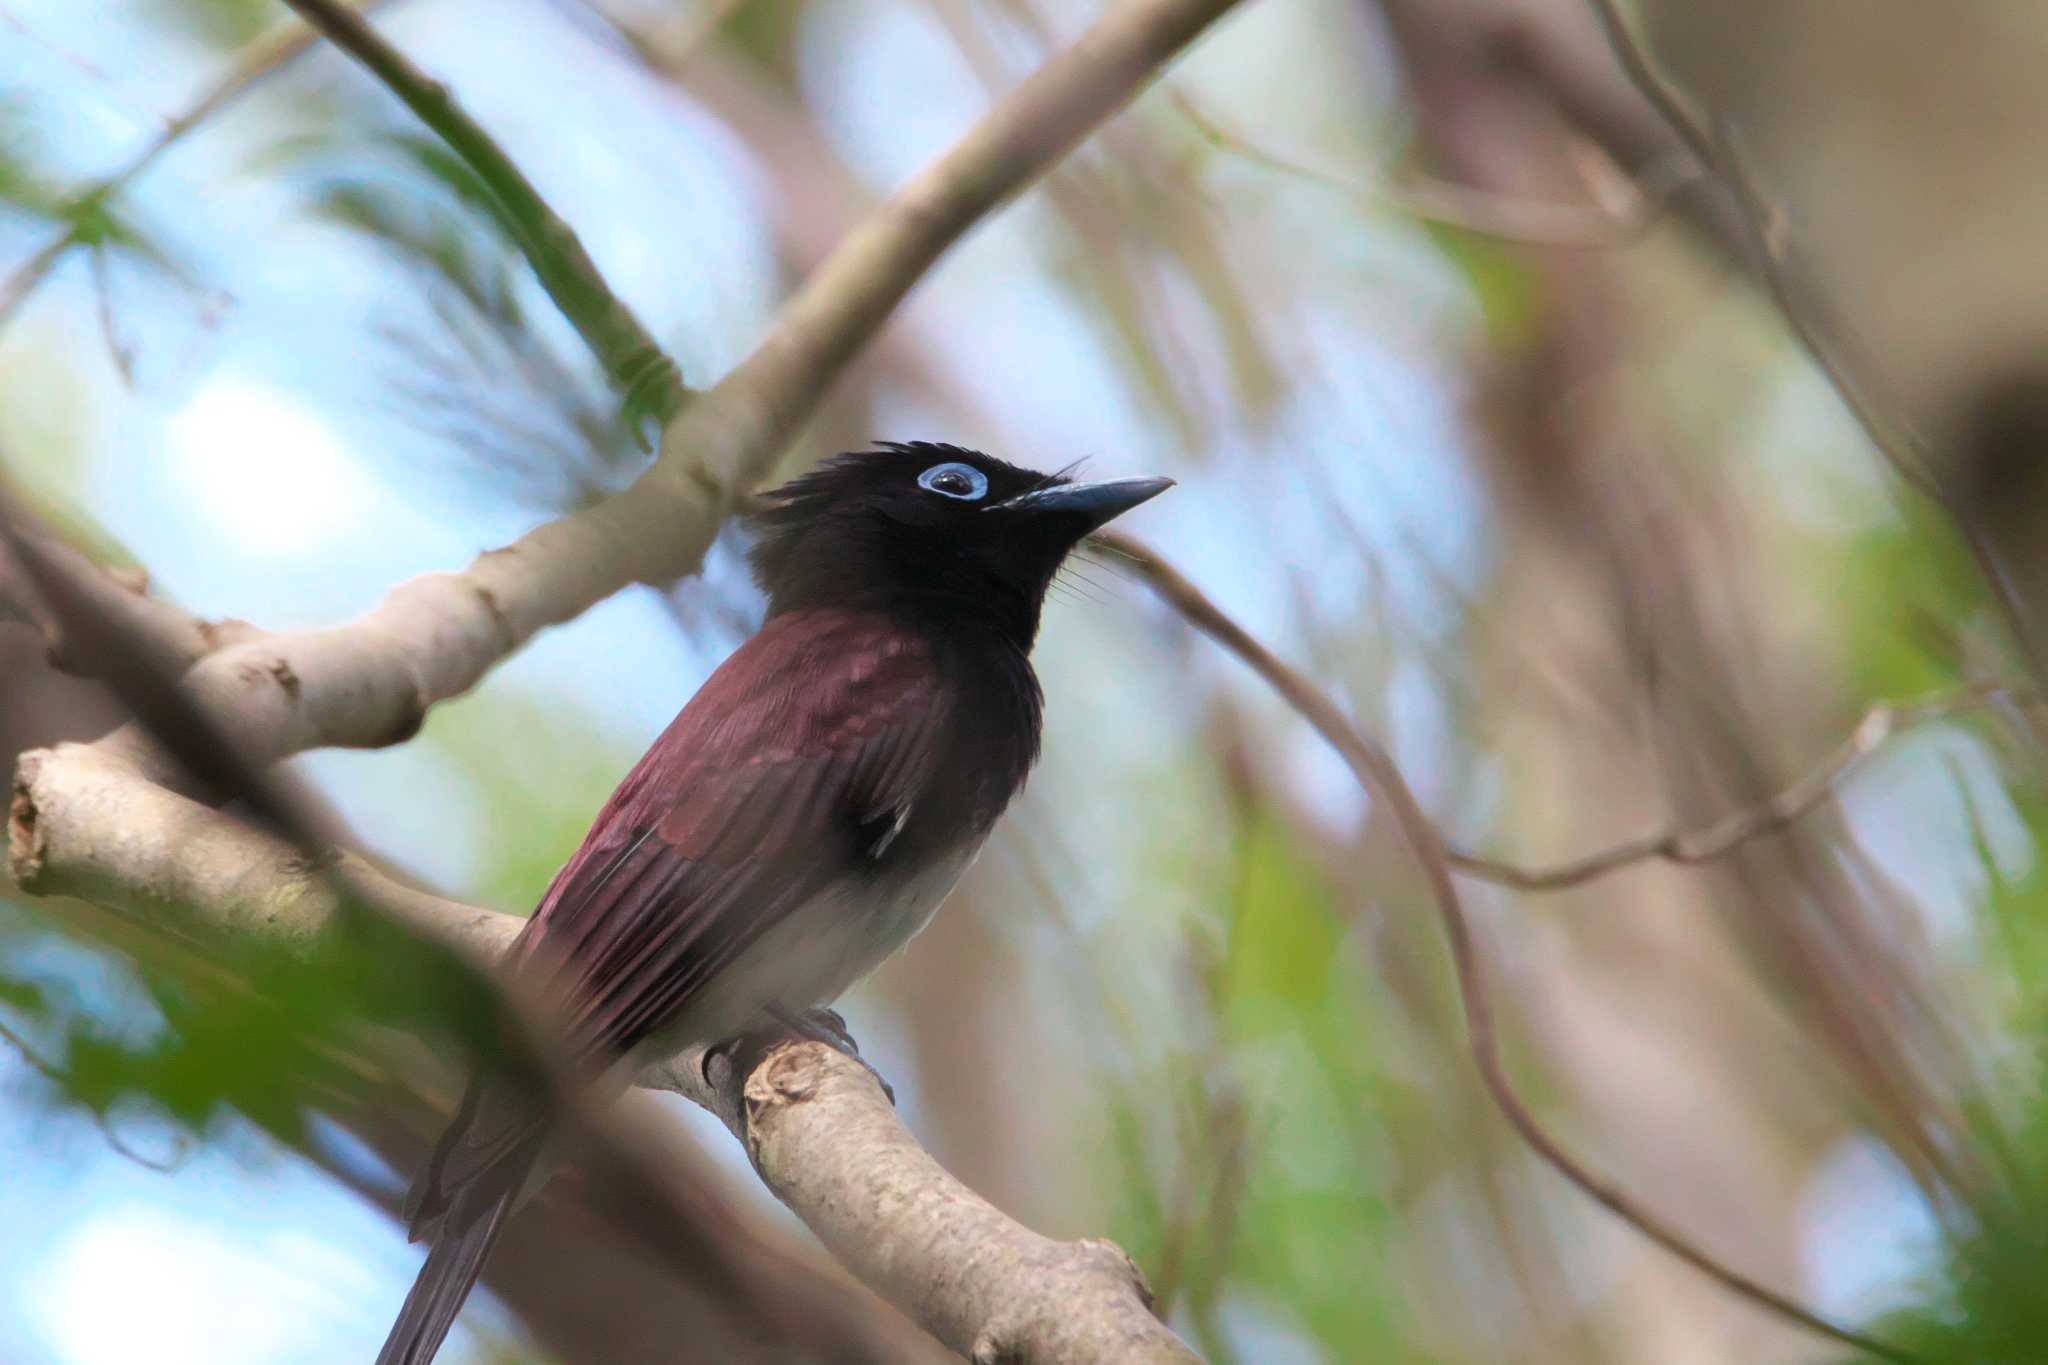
xmin=917 ymin=462 xmax=988 ymax=501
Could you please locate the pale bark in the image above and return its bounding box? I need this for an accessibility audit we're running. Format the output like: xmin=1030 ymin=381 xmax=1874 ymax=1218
xmin=9 ymin=738 xmax=1191 ymax=1365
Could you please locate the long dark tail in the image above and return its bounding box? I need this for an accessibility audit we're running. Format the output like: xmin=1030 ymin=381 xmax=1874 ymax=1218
xmin=377 ymin=1078 xmax=545 ymax=1365
xmin=376 ymin=1183 xmax=520 ymax=1365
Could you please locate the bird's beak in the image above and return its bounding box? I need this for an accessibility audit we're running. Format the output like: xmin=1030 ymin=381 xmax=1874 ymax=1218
xmin=987 ymin=476 xmax=1175 ymax=532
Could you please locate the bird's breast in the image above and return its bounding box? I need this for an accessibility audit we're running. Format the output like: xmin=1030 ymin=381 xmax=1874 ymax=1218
xmin=851 ymin=836 xmax=983 ymax=962
xmin=649 ymin=835 xmax=983 ymax=1054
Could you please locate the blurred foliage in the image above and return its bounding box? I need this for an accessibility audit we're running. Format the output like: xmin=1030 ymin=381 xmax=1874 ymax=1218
xmin=0 ymin=681 xmax=593 ymax=1166
xmin=269 ymin=128 xmax=648 ymax=507
xmin=0 ymin=98 xmax=63 ymax=222
xmin=0 ymin=897 xmax=351 ymax=1157
xmin=1782 ymin=458 xmax=2048 ymax=1360
xmin=1108 ymin=810 xmax=1409 ymax=1362
xmin=417 ymin=691 xmax=636 ymax=914
xmin=138 ymin=0 xmax=275 ymax=51
xmin=1857 ymin=790 xmax=2048 ymax=1362
xmin=1835 ymin=499 xmax=1991 ymax=700
xmin=718 ymin=0 xmax=806 ymax=71
xmin=0 ymin=93 xmax=205 ymax=385
xmin=1424 ymin=225 xmax=1540 ymax=351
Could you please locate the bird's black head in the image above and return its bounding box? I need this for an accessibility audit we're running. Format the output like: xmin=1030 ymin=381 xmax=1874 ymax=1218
xmin=747 ymin=442 xmax=1171 ymax=644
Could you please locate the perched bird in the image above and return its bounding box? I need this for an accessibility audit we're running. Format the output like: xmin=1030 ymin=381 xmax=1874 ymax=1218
xmin=378 ymin=443 xmax=1171 ymax=1365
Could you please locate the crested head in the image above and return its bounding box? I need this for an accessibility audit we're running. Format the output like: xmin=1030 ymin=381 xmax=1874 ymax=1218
xmin=746 ymin=442 xmax=1170 ymax=645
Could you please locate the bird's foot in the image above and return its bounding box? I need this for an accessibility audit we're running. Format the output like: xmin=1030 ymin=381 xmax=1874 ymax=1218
xmin=701 ymin=1009 xmax=898 ymax=1106
xmin=768 ymin=1005 xmax=896 ymax=1106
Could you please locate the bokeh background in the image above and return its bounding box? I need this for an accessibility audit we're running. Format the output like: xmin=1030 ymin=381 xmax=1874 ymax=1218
xmin=7 ymin=0 xmax=2048 ymax=1361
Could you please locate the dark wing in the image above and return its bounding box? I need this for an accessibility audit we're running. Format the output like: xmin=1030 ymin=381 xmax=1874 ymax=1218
xmin=512 ymin=609 xmax=946 ymax=1061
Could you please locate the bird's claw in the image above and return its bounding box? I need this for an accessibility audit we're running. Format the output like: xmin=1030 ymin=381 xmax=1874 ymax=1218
xmin=767 ymin=1005 xmax=896 ymax=1105
xmin=699 ymin=1035 xmax=740 ymax=1089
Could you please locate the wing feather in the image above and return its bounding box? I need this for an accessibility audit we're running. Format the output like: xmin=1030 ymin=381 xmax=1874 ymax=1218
xmin=512 ymin=611 xmax=946 ymax=1060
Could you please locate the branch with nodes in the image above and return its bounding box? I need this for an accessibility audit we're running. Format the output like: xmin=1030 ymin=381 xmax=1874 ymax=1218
xmin=0 ymin=528 xmax=261 ymax=676
xmin=1095 ymin=530 xmax=1925 ymax=1365
xmin=6 ymin=0 xmax=1239 ymax=1359
xmin=8 ymin=730 xmax=1190 ymax=1365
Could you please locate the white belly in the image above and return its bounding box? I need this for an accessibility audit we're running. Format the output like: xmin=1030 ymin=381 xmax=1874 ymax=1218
xmin=640 ymin=841 xmax=979 ymax=1057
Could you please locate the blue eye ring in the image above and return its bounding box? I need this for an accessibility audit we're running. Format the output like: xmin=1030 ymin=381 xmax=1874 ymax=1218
xmin=917 ymin=462 xmax=988 ymax=501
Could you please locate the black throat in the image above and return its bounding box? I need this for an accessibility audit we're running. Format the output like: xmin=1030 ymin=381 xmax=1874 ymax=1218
xmin=923 ymin=615 xmax=1045 ymax=844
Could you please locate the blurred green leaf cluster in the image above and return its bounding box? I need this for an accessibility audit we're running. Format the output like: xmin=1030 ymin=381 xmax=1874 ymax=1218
xmin=272 ymin=128 xmax=650 ymax=505
xmin=1107 ymin=809 xmax=1411 ymax=1362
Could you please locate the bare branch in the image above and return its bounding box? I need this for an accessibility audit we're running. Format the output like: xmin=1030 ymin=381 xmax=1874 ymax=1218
xmin=0 ymin=527 xmax=261 ymax=677
xmin=8 ymin=739 xmax=1195 ymax=1365
xmin=1447 ymin=680 xmax=2021 ymax=892
xmin=1097 ymin=530 xmax=1923 ymax=1364
xmin=280 ymin=0 xmax=689 ymax=430
xmin=687 ymin=1040 xmax=1197 ymax=1365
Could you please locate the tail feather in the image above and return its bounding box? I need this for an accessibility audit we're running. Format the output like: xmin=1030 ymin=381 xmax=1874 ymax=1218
xmin=381 ymin=1076 xmax=546 ymax=1365
xmin=376 ymin=1184 xmax=520 ymax=1365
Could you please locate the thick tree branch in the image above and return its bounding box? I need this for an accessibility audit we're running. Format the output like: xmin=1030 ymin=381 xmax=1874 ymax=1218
xmin=1096 ymin=531 xmax=1922 ymax=1364
xmin=280 ymin=0 xmax=690 ymax=430
xmin=0 ymin=528 xmax=260 ymax=676
xmin=690 ymin=1042 xmax=1194 ymax=1365
xmin=8 ymin=739 xmax=1194 ymax=1365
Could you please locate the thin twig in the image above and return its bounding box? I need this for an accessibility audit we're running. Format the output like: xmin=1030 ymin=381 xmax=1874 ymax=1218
xmin=281 ymin=0 xmax=689 ymax=432
xmin=1447 ymin=680 xmax=2021 ymax=892
xmin=1169 ymin=88 xmax=1697 ymax=248
xmin=0 ymin=1013 xmax=187 ymax=1173
xmin=1100 ymin=530 xmax=1923 ymax=1364
xmin=0 ymin=4 xmax=397 ymax=331
xmin=87 ymin=243 xmax=134 ymax=385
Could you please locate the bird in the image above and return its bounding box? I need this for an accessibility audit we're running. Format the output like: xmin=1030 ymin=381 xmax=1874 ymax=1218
xmin=377 ymin=442 xmax=1172 ymax=1365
